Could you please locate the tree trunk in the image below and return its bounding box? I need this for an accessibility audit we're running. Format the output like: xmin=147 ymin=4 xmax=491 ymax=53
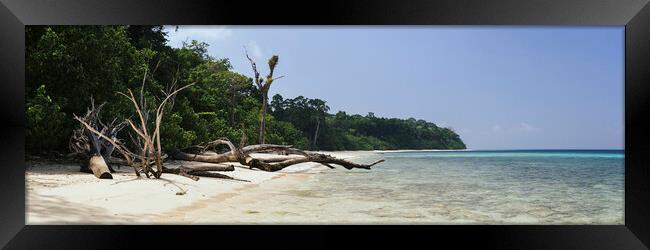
xmin=312 ymin=118 xmax=320 ymax=150
xmin=246 ymin=153 xmax=384 ymax=172
xmin=230 ymin=89 xmax=236 ymax=125
xmin=88 ymin=155 xmax=113 ymax=179
xmin=172 ymin=150 xmax=239 ymax=163
xmin=161 ymin=164 xmax=247 ymax=182
xmin=173 ymin=140 xmax=384 ymax=173
xmin=259 ymin=93 xmax=268 ymax=144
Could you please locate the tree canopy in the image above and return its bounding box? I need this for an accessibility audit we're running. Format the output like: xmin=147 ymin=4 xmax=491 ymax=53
xmin=26 ymin=25 xmax=465 ymax=154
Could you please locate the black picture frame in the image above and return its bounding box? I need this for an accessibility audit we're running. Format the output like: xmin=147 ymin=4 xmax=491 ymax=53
xmin=1 ymin=0 xmax=649 ymax=249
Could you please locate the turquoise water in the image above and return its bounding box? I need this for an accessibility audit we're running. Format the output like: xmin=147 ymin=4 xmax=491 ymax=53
xmin=285 ymin=150 xmax=624 ymax=224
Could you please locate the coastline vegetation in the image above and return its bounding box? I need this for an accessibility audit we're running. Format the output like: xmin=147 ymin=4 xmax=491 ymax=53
xmin=26 ymin=25 xmax=465 ymax=156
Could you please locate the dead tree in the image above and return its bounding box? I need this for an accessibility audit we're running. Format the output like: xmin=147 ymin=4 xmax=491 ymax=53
xmin=172 ymin=138 xmax=385 ymax=172
xmin=160 ymin=164 xmax=249 ymax=182
xmin=71 ymin=67 xmax=384 ymax=181
xmin=73 ymin=69 xmax=188 ymax=179
xmin=72 ymin=70 xmax=248 ymax=181
xmin=245 ymin=49 xmax=284 ymax=144
xmin=69 ymin=98 xmax=127 ymax=179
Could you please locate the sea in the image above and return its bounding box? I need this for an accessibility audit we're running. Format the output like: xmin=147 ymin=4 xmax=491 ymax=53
xmin=279 ymin=149 xmax=624 ymax=224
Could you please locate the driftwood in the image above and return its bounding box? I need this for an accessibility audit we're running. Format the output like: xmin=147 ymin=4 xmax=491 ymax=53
xmin=172 ymin=139 xmax=385 ymax=172
xmin=73 ymin=68 xmax=195 ymax=179
xmin=70 ymin=98 xmax=127 ymax=179
xmin=73 ymin=86 xmax=241 ymax=182
xmin=70 ymin=69 xmax=383 ymax=182
xmin=161 ymin=164 xmax=249 ymax=182
xmin=87 ymin=155 xmax=112 ymax=179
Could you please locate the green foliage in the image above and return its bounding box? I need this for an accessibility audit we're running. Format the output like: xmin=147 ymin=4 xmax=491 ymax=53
xmin=27 ymin=26 xmax=139 ymax=115
xmin=160 ymin=112 xmax=197 ymax=151
xmin=26 ymin=85 xmax=68 ymax=151
xmin=26 ymin=25 xmax=465 ymax=155
xmin=272 ymin=96 xmax=466 ymax=150
xmin=271 ymin=94 xmax=329 ymax=149
xmin=265 ymin=116 xmax=310 ymax=148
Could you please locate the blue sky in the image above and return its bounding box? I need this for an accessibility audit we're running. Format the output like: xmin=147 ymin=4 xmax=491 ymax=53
xmin=163 ymin=26 xmax=624 ymax=150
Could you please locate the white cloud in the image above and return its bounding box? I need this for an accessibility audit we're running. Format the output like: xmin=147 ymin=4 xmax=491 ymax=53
xmin=182 ymin=25 xmax=232 ymax=40
xmin=164 ymin=25 xmax=233 ymax=47
xmin=245 ymin=40 xmax=264 ymax=59
xmin=516 ymin=122 xmax=539 ymax=132
xmin=492 ymin=125 xmax=502 ymax=132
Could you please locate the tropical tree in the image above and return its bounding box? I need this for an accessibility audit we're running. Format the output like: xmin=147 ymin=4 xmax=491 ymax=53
xmin=245 ymin=51 xmax=284 ymax=144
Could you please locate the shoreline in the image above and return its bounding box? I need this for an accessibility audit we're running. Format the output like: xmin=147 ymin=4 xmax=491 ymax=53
xmin=26 ymin=151 xmax=378 ymax=224
xmin=26 ymin=149 xmax=622 ymax=224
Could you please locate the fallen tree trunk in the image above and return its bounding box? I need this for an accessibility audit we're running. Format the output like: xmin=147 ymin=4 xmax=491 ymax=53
xmin=245 ymin=153 xmax=385 ymax=172
xmin=70 ymin=99 xmax=128 ymax=179
xmin=79 ymin=155 xmax=114 ymax=179
xmin=88 ymin=155 xmax=113 ymax=179
xmin=171 ymin=150 xmax=239 ymax=163
xmin=161 ymin=164 xmax=248 ymax=182
xmin=172 ymin=140 xmax=385 ymax=172
xmin=71 ymin=69 xmax=195 ymax=179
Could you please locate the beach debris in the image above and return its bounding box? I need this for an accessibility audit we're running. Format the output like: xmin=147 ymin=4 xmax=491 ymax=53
xmin=74 ymin=68 xmax=195 ymax=179
xmin=160 ymin=164 xmax=252 ymax=182
xmin=70 ymin=97 xmax=127 ymax=179
xmin=70 ymin=68 xmax=383 ymax=183
xmin=172 ymin=138 xmax=385 ymax=172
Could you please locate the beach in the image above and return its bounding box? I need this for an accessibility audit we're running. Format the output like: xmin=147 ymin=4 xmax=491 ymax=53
xmin=26 ymin=150 xmax=624 ymax=225
xmin=26 ymin=151 xmax=375 ymax=224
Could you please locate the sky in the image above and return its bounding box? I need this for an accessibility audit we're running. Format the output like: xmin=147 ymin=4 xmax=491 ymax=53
xmin=163 ymin=26 xmax=624 ymax=150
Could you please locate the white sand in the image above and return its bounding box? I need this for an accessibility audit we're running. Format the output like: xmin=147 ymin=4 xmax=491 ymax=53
xmin=26 ymin=151 xmax=376 ymax=224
